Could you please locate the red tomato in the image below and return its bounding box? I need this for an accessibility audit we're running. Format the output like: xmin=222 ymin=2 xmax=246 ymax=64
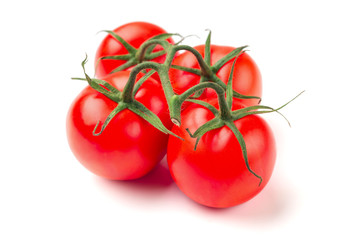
xmin=66 ymin=71 xmax=172 ymax=180
xmin=167 ymin=99 xmax=276 ymax=208
xmin=169 ymin=45 xmax=262 ymax=106
xmin=95 ymin=21 xmax=174 ymax=78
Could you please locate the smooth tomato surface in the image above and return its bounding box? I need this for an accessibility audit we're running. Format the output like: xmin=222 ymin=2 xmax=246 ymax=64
xmin=67 ymin=71 xmax=171 ymax=180
xmin=167 ymin=99 xmax=276 ymax=208
xmin=95 ymin=21 xmax=174 ymax=78
xmin=169 ymin=45 xmax=262 ymax=106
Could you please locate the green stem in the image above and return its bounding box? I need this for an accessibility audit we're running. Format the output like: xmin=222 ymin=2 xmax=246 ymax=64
xmin=145 ymin=50 xmax=167 ymax=60
xmin=170 ymin=82 xmax=232 ymax=125
xmin=133 ymin=70 xmax=156 ymax=96
xmin=136 ymin=39 xmax=171 ymax=63
xmin=173 ymin=45 xmax=213 ymax=77
xmin=121 ymin=61 xmax=177 ymax=122
xmin=122 ymin=62 xmax=162 ymax=102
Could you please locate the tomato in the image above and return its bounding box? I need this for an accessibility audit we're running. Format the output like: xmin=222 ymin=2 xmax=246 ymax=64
xmin=167 ymin=99 xmax=276 ymax=208
xmin=169 ymin=45 xmax=262 ymax=106
xmin=95 ymin=21 xmax=174 ymax=78
xmin=66 ymin=71 xmax=172 ymax=180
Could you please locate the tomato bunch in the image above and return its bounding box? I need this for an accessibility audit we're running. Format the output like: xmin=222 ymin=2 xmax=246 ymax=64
xmin=67 ymin=21 xmax=299 ymax=208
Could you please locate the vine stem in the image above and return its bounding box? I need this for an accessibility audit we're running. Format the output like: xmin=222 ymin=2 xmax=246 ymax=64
xmin=135 ymin=39 xmax=172 ymax=63
xmin=121 ymin=40 xmax=238 ymax=126
xmin=169 ymin=82 xmax=232 ymax=125
xmin=120 ymin=61 xmax=180 ymax=125
xmin=172 ymin=45 xmax=213 ymax=77
xmin=103 ymin=36 xmax=264 ymax=133
xmin=122 ymin=62 xmax=174 ymax=102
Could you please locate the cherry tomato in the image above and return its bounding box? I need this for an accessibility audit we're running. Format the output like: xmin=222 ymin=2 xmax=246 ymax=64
xmin=95 ymin=21 xmax=174 ymax=78
xmin=169 ymin=45 xmax=262 ymax=106
xmin=167 ymin=99 xmax=276 ymax=208
xmin=66 ymin=71 xmax=171 ymax=180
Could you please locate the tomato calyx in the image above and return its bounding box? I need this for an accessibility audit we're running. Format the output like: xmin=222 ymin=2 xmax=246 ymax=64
xmin=80 ymin=56 xmax=183 ymax=140
xmin=171 ymin=31 xmax=262 ymax=102
xmin=183 ymin=55 xmax=305 ymax=186
xmin=96 ymin=30 xmax=182 ymax=75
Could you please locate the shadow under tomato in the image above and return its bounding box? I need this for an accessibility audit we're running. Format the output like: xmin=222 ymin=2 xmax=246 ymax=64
xmin=189 ymin=174 xmax=297 ymax=226
xmin=94 ymin=157 xmax=296 ymax=226
xmin=94 ymin=157 xmax=176 ymax=206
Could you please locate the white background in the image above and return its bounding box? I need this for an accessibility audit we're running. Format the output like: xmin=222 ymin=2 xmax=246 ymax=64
xmin=1 ymin=0 xmax=359 ymax=239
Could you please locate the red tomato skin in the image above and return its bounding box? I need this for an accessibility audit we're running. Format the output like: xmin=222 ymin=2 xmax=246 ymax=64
xmin=169 ymin=45 xmax=262 ymax=106
xmin=66 ymin=71 xmax=171 ymax=180
xmin=95 ymin=22 xmax=174 ymax=79
xmin=167 ymin=100 xmax=276 ymax=208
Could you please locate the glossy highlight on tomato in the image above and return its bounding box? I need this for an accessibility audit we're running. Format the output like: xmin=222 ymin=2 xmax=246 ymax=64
xmin=66 ymin=71 xmax=171 ymax=180
xmin=169 ymin=45 xmax=262 ymax=106
xmin=95 ymin=21 xmax=174 ymax=78
xmin=167 ymin=99 xmax=276 ymax=208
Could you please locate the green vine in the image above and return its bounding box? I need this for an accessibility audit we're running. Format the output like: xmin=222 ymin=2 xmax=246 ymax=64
xmin=75 ymin=29 xmax=303 ymax=186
